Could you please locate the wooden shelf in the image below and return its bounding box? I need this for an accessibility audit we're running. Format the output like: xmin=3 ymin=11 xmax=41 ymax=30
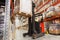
xmin=43 ymin=15 xmax=60 ymax=22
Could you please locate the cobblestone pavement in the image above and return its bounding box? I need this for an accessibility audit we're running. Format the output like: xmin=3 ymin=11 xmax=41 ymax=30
xmin=15 ymin=29 xmax=60 ymax=40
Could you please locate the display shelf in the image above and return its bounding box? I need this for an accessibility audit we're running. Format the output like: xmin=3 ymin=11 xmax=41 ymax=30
xmin=36 ymin=0 xmax=51 ymax=12
xmin=36 ymin=0 xmax=60 ymax=14
xmin=43 ymin=14 xmax=60 ymax=22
